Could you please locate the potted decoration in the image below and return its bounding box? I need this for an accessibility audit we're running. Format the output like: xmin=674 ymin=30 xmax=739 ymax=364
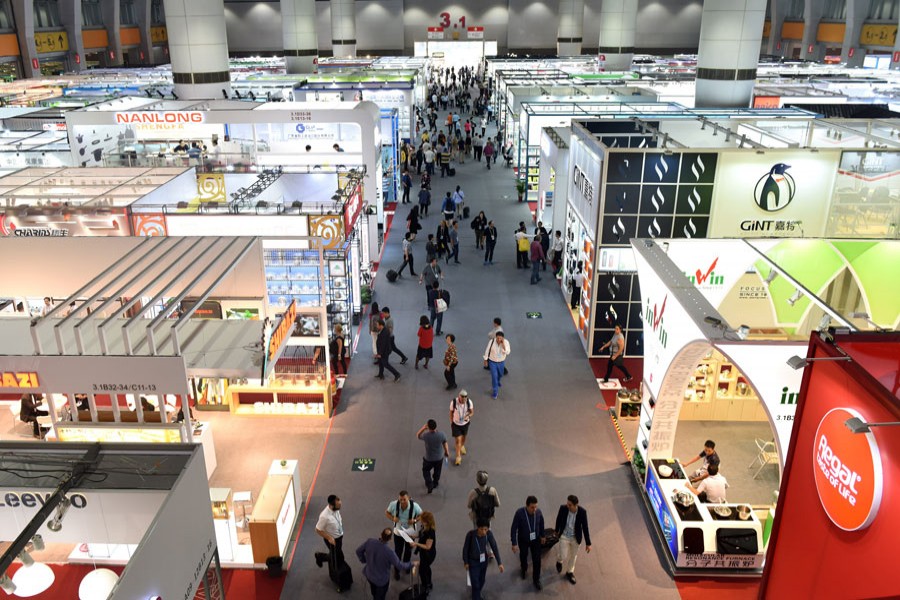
xmin=515 ymin=180 xmax=527 ymax=202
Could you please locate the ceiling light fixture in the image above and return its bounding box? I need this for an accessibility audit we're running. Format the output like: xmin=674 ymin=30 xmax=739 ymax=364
xmin=786 ymin=355 xmax=852 ymax=370
xmin=844 ymin=417 xmax=900 ymax=434
xmin=787 ymin=289 xmax=803 ymax=306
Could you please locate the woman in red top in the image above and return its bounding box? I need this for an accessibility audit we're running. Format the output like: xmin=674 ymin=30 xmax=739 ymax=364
xmin=415 ymin=315 xmax=434 ymax=370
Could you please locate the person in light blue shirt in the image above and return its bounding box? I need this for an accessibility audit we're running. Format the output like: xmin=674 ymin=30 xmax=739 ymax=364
xmin=385 ymin=491 xmax=423 ymax=578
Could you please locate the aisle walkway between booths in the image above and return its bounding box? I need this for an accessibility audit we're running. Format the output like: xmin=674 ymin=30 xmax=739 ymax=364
xmin=280 ymin=94 xmax=680 ymax=600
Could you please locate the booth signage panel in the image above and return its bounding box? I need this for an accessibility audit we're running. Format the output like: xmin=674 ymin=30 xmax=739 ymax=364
xmin=0 ymin=489 xmax=166 ymax=543
xmin=165 ymin=215 xmax=310 ymax=237
xmin=813 ymin=407 xmax=883 ymax=531
xmin=717 ymin=343 xmax=806 ymax=464
xmin=663 ymin=240 xmax=766 ymax=309
xmin=267 ymin=300 xmax=297 ymax=364
xmin=633 ymin=250 xmax=707 ymax=400
xmin=0 ymin=355 xmax=189 ymax=396
xmin=0 ymin=212 xmax=130 ymax=237
xmin=709 ymin=151 xmax=839 ymax=238
xmin=645 ymin=467 xmax=679 ymax=558
xmin=568 ymin=140 xmax=601 ymax=237
xmin=114 ymin=112 xmax=205 ymax=125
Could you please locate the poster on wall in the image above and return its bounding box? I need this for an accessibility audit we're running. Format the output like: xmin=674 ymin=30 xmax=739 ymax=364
xmin=709 ymin=150 xmax=841 ymax=238
xmin=828 ymin=151 xmax=900 ymax=238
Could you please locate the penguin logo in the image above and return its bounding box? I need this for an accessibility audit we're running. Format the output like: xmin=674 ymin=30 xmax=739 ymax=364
xmin=753 ymin=163 xmax=795 ymax=212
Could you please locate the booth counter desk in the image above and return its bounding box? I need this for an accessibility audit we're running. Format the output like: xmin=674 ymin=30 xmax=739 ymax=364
xmin=644 ymin=459 xmax=764 ymax=570
xmin=249 ymin=460 xmax=303 ymax=565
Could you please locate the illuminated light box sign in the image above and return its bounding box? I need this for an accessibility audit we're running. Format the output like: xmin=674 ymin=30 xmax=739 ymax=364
xmin=813 ymin=407 xmax=883 ymax=531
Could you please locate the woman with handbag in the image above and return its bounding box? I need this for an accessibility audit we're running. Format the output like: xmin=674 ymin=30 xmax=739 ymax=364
xmin=428 ymin=282 xmax=446 ymax=336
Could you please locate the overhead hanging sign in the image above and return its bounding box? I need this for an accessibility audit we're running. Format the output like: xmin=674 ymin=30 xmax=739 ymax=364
xmin=813 ymin=407 xmax=883 ymax=531
xmin=35 ymin=31 xmax=69 ymax=53
xmin=467 ymin=26 xmax=484 ymax=40
xmin=267 ymin=300 xmax=297 ymax=364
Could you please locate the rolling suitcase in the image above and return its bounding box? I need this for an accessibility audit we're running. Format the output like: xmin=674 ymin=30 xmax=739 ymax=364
xmin=328 ymin=552 xmax=353 ymax=592
xmin=448 ymin=167 xmax=456 ymax=176
xmin=462 ymin=206 xmax=470 ymax=219
xmin=399 ymin=566 xmax=426 ymax=600
xmin=386 ymin=269 xmax=399 ymax=282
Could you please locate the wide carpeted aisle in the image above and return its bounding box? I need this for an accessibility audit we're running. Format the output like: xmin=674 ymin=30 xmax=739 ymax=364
xmin=280 ymin=104 xmax=679 ymax=599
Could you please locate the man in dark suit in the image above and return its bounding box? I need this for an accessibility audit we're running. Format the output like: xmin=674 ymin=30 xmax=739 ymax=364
xmin=510 ymin=495 xmax=545 ymax=590
xmin=20 ymin=394 xmax=48 ymax=439
xmin=554 ymin=495 xmax=591 ymax=585
xmin=374 ymin=320 xmax=401 ymax=382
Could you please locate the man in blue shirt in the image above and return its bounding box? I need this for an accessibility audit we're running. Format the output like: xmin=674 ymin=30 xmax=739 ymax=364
xmin=356 ymin=528 xmax=416 ymax=600
xmin=463 ymin=518 xmax=504 ymax=600
xmin=510 ymin=495 xmax=545 ymax=590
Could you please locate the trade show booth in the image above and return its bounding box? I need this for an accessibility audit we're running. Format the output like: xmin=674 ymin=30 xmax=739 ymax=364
xmin=760 ymin=330 xmax=900 ymax=598
xmin=625 ymin=238 xmax=900 ymax=575
xmin=0 ymin=442 xmax=219 ymax=598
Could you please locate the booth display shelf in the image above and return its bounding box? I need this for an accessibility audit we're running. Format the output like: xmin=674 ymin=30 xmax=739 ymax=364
xmin=615 ymin=396 xmax=642 ymax=420
xmin=227 ymin=379 xmax=332 ymax=417
xmin=680 ymin=356 xmax=765 ymax=422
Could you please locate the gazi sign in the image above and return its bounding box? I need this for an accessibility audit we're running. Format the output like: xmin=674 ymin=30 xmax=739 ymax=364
xmin=813 ymin=407 xmax=883 ymax=531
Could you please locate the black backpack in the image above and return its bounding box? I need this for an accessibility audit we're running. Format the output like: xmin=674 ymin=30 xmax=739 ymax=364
xmin=472 ymin=488 xmax=496 ymax=520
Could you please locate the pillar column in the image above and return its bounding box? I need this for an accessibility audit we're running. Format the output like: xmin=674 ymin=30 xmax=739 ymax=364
xmin=842 ymin=0 xmax=868 ymax=67
xmin=330 ymin=0 xmax=356 ymax=58
xmin=695 ymin=0 xmax=766 ymax=108
xmin=557 ymin=0 xmax=584 ymax=56
xmin=163 ymin=0 xmax=230 ymax=100
xmin=136 ymin=0 xmax=153 ymax=66
xmin=893 ymin=13 xmax=900 ymax=70
xmin=283 ymin=0 xmax=317 ymax=73
xmin=597 ymin=0 xmax=637 ymax=71
xmin=102 ymin=0 xmax=123 ymax=66
xmin=764 ymin=0 xmax=787 ymax=57
xmin=10 ymin=0 xmax=40 ymax=76
xmin=800 ymin=0 xmax=824 ymax=61
xmin=57 ymin=0 xmax=87 ymax=73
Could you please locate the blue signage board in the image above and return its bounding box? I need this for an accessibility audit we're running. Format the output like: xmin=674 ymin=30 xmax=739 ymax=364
xmin=645 ymin=468 xmax=679 ymax=560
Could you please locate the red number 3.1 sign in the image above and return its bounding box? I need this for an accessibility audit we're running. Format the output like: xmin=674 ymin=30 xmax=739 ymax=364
xmin=439 ymin=12 xmax=466 ymax=29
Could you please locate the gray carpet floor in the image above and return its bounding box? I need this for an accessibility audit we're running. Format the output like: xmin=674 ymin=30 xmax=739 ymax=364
xmin=279 ymin=106 xmax=680 ymax=599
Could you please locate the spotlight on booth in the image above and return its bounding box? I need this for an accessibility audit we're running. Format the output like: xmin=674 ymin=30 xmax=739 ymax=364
xmin=849 ymin=311 xmax=887 ymax=332
xmin=46 ymin=497 xmax=71 ymax=532
xmin=0 ymin=573 xmax=15 ymax=594
xmin=78 ymin=568 xmax=119 ymax=600
xmin=786 ymin=355 xmax=852 ymax=370
xmin=787 ymin=290 xmax=803 ymax=306
xmin=736 ymin=325 xmax=750 ymax=340
xmin=18 ymin=549 xmax=34 ymax=567
xmin=844 ymin=417 xmax=900 ymax=434
xmin=763 ymin=270 xmax=777 ymax=285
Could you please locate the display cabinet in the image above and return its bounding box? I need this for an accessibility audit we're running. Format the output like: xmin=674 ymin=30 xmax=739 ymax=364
xmin=679 ymin=352 xmax=767 ymax=422
xmin=263 ymin=247 xmax=322 ymax=311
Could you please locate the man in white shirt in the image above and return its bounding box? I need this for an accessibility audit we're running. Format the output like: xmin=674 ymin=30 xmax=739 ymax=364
xmin=315 ymin=494 xmax=346 ymax=570
xmin=451 ymin=185 xmax=465 ymax=219
xmin=550 ymin=231 xmax=564 ymax=276
xmin=385 ymin=490 xmax=423 ymax=579
xmin=423 ymin=147 xmax=435 ymax=175
xmin=483 ymin=331 xmax=511 ymax=400
xmin=686 ymin=464 xmax=729 ymax=503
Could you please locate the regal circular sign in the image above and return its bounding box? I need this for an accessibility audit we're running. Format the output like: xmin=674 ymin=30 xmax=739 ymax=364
xmin=813 ymin=407 xmax=883 ymax=531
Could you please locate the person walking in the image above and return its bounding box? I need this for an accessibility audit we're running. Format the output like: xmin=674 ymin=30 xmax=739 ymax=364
xmin=329 ymin=323 xmax=347 ymax=375
xmin=472 ymin=211 xmax=487 ymax=249
xmin=374 ymin=320 xmax=401 ymax=382
xmin=448 ymin=221 xmax=461 ymax=264
xmin=385 ymin=490 xmax=422 ymax=578
xmin=424 ymin=145 xmax=435 ymax=176
xmin=483 ymin=220 xmax=498 ymax=265
xmin=570 ymin=261 xmax=584 ymax=310
xmin=449 ymin=389 xmax=472 ymax=464
xmin=406 ymin=206 xmax=422 ymax=239
xmin=397 ymin=232 xmax=418 ymax=278
xmin=412 ymin=512 xmax=437 ymax=593
xmin=436 ymin=219 xmax=450 ymax=260
xmin=452 ymin=185 xmax=465 ymax=219
xmin=550 ymin=230 xmax=564 ymax=276
xmin=479 ymin=115 xmax=487 ymax=137
xmin=356 ymin=528 xmax=416 ymax=600
xmin=427 ymin=282 xmax=446 ymax=335
xmin=440 ymin=145 xmax=451 ymax=178
xmin=515 ymin=226 xmax=530 ymax=269
xmin=419 ymin=257 xmax=443 ymax=309
xmin=473 ymin=134 xmax=483 ymax=162
xmin=441 ymin=193 xmax=455 ymax=222
xmin=418 ymin=184 xmax=431 ymax=217
xmin=401 ymin=169 xmax=412 ymax=204
xmin=536 ymin=222 xmax=550 ymax=270
xmin=467 ymin=470 xmax=501 ymax=527
xmin=369 ymin=302 xmax=382 ymax=360
xmin=415 ymin=315 xmax=434 ymax=369
xmin=381 ymin=307 xmax=408 ymax=365
xmin=424 ymin=234 xmax=438 ymax=263
xmin=443 ymin=333 xmax=459 ymax=390
xmin=483 ymin=331 xmax=510 ymax=400
xmin=599 ymin=324 xmax=633 ymax=383
xmin=463 ymin=519 xmax=504 ymax=600
xmin=530 ymin=235 xmax=545 ymax=284
xmin=483 ymin=139 xmax=494 ymax=169
xmin=417 ymin=419 xmax=450 ymax=493
xmin=315 ymin=494 xmax=348 ymax=588
xmin=554 ymin=495 xmax=592 ymax=585
xmin=511 ymin=496 xmax=545 ymax=590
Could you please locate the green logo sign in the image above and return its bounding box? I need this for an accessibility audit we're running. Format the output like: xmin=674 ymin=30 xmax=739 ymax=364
xmin=352 ymin=458 xmax=375 ymax=472
xmin=526 ymin=312 xmax=542 ymax=319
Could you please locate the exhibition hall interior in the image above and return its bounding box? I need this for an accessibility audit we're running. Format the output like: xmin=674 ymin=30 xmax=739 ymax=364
xmin=0 ymin=0 xmax=898 ymax=599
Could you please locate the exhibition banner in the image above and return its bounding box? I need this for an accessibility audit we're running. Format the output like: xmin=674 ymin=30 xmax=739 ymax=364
xmin=709 ymin=150 xmax=841 ymax=238
xmin=663 ymin=239 xmax=764 ymax=309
